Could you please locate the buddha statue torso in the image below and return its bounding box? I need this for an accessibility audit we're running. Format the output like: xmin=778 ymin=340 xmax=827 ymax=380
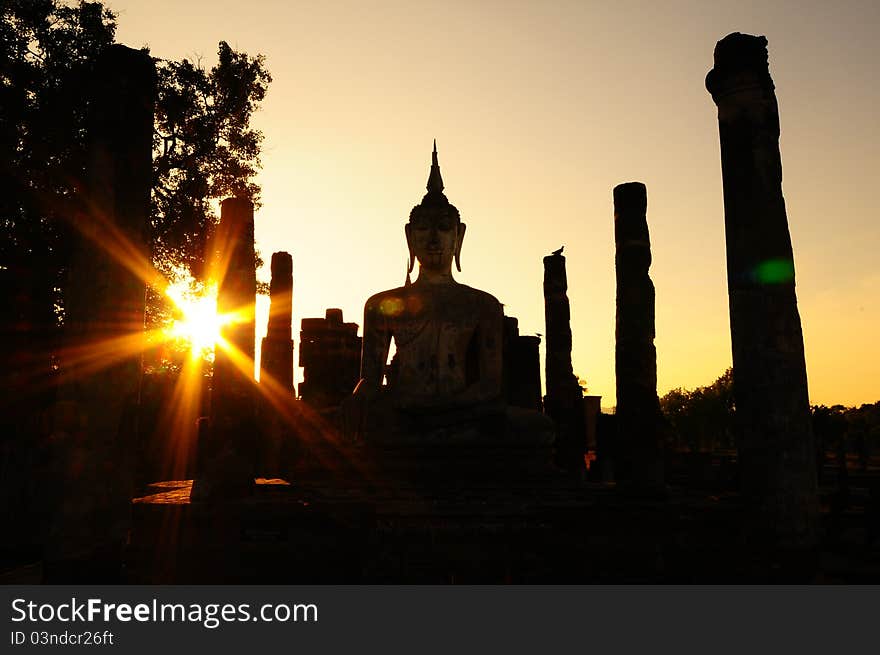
xmin=363 ymin=281 xmax=503 ymax=412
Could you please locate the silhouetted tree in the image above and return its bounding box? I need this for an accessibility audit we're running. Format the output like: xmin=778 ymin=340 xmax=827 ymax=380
xmin=152 ymin=41 xmax=271 ymax=279
xmin=814 ymin=402 xmax=880 ymax=472
xmin=660 ymin=369 xmax=734 ymax=452
xmin=1 ymin=0 xmax=117 ymax=339
xmin=811 ymin=404 xmax=848 ymax=458
xmin=0 ymin=0 xmax=271 ymax=338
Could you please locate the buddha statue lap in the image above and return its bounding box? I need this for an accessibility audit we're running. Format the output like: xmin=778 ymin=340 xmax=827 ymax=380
xmin=343 ymin=143 xmax=554 ymax=449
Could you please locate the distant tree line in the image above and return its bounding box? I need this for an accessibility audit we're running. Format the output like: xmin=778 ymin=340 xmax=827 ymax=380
xmin=813 ymin=402 xmax=880 ymax=468
xmin=660 ymin=369 xmax=735 ymax=452
xmin=660 ymin=369 xmax=879 ymax=461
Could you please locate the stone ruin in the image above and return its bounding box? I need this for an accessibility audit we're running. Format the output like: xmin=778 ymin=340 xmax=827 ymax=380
xmin=298 ymin=308 xmax=362 ymax=410
xmin=614 ymin=182 xmax=663 ymax=490
xmin=2 ymin=31 xmax=835 ymax=583
xmin=706 ymin=32 xmax=818 ymax=547
xmin=44 ymin=44 xmax=156 ymax=580
xmin=192 ymin=197 xmax=258 ymax=500
xmin=260 ymin=251 xmax=295 ymax=391
xmin=543 ymin=250 xmax=588 ymax=474
xmin=502 ymin=316 xmax=542 ymax=413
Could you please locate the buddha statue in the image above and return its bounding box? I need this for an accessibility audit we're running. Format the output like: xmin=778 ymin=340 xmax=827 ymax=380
xmin=344 ymin=143 xmax=553 ymax=448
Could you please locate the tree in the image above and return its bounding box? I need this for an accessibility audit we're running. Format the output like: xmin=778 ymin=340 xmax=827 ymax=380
xmin=152 ymin=41 xmax=271 ymax=279
xmin=1 ymin=0 xmax=271 ymax=357
xmin=813 ymin=402 xmax=880 ymax=471
xmin=1 ymin=0 xmax=118 ymax=338
xmin=146 ymin=41 xmax=271 ymax=358
xmin=660 ymin=369 xmax=735 ymax=452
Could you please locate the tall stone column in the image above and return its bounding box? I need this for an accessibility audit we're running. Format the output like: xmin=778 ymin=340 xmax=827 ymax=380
xmin=193 ymin=197 xmax=257 ymax=499
xmin=65 ymin=45 xmax=156 ymax=425
xmin=52 ymin=45 xmax=155 ymax=579
xmin=213 ymin=197 xmax=257 ymax=403
xmin=543 ymin=251 xmax=586 ymax=473
xmin=614 ymin=182 xmax=663 ymax=489
xmin=706 ymin=33 xmax=817 ymax=546
xmin=260 ymin=251 xmax=294 ymax=391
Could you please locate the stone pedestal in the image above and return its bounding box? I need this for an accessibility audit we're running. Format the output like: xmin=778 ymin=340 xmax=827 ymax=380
xmin=706 ymin=33 xmax=817 ymax=546
xmin=614 ymin=182 xmax=663 ymax=490
xmin=543 ymin=251 xmax=586 ymax=474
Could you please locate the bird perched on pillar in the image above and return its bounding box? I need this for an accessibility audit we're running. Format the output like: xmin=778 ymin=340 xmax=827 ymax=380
xmin=551 ymin=246 xmax=564 ymax=256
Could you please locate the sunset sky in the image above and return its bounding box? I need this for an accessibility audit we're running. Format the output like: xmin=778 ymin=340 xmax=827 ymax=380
xmin=111 ymin=0 xmax=879 ymax=407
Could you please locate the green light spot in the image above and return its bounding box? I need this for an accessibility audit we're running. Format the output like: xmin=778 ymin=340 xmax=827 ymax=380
xmin=754 ymin=258 xmax=795 ymax=284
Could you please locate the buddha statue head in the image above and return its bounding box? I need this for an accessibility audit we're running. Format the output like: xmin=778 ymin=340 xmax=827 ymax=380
xmin=405 ymin=141 xmax=466 ymax=278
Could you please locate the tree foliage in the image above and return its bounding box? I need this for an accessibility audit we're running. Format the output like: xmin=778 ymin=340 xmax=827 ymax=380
xmin=0 ymin=0 xmax=271 ymax=337
xmin=1 ymin=0 xmax=117 ymax=330
xmin=661 ymin=369 xmax=879 ymax=462
xmin=660 ymin=368 xmax=735 ymax=452
xmin=152 ymin=42 xmax=271 ymax=278
xmin=813 ymin=402 xmax=880 ymax=466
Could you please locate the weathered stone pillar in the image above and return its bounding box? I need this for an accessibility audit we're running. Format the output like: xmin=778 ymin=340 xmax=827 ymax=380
xmin=50 ymin=45 xmax=155 ymax=579
xmin=213 ymin=197 xmax=257 ymax=403
xmin=543 ymin=251 xmax=586 ymax=473
xmin=65 ymin=44 xmax=155 ymax=422
xmin=614 ymin=182 xmax=663 ymax=489
xmin=193 ymin=197 xmax=257 ymax=499
xmin=260 ymin=251 xmax=294 ymax=391
xmin=706 ymin=33 xmax=817 ymax=546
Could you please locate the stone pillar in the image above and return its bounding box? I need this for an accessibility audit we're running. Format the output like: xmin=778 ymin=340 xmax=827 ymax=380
xmin=260 ymin=251 xmax=294 ymax=391
xmin=193 ymin=197 xmax=257 ymax=499
xmin=614 ymin=182 xmax=663 ymax=489
xmin=706 ymin=33 xmax=817 ymax=546
xmin=213 ymin=197 xmax=257 ymax=402
xmin=543 ymin=251 xmax=586 ymax=473
xmin=50 ymin=45 xmax=155 ymax=579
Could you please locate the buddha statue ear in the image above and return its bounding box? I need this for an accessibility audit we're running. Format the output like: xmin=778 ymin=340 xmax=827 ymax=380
xmin=405 ymin=223 xmax=415 ymax=275
xmin=455 ymin=222 xmax=467 ymax=272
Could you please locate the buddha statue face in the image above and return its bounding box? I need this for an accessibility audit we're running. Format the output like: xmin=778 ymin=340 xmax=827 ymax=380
xmin=405 ymin=208 xmax=466 ymax=275
xmin=404 ymin=142 xmax=467 ymax=277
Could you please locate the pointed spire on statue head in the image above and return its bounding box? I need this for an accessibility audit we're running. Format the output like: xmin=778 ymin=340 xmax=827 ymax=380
xmin=426 ymin=139 xmax=444 ymax=195
xmin=409 ymin=140 xmax=459 ymax=223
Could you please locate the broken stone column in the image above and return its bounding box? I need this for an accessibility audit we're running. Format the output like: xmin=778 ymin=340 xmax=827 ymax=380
xmin=258 ymin=251 xmax=294 ymax=477
xmin=614 ymin=182 xmax=663 ymax=490
xmin=193 ymin=197 xmax=257 ymax=499
xmin=260 ymin=251 xmax=294 ymax=391
xmin=298 ymin=309 xmax=362 ymax=410
xmin=50 ymin=45 xmax=155 ymax=579
xmin=543 ymin=250 xmax=586 ymax=473
xmin=706 ymin=33 xmax=817 ymax=546
xmin=213 ymin=197 xmax=257 ymax=405
xmin=502 ymin=316 xmax=542 ymax=413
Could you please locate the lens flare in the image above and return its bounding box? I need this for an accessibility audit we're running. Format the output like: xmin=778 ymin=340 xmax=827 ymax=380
xmin=164 ymin=276 xmax=236 ymax=360
xmin=753 ymin=258 xmax=795 ymax=285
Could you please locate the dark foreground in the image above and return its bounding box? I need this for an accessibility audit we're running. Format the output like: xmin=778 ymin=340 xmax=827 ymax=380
xmin=2 ymin=455 xmax=878 ymax=584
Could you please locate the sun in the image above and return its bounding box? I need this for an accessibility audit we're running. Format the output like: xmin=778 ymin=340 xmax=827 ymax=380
xmin=164 ymin=277 xmax=231 ymax=359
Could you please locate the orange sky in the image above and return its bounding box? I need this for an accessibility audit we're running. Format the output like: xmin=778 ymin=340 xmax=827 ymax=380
xmin=112 ymin=0 xmax=879 ymax=407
